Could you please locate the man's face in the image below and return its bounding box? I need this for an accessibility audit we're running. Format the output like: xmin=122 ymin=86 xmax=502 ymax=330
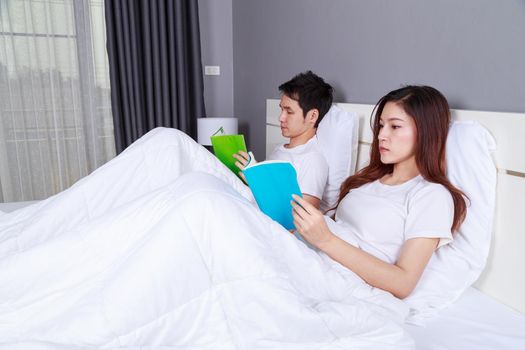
xmin=278 ymin=94 xmax=312 ymax=139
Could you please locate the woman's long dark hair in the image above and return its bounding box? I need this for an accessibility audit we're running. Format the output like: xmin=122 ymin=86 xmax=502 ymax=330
xmin=337 ymin=86 xmax=467 ymax=233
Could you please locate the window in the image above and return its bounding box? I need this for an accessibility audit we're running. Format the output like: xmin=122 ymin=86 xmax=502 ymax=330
xmin=0 ymin=0 xmax=114 ymax=201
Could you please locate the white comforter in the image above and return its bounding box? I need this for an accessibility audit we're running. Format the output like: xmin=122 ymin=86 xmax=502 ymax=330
xmin=0 ymin=128 xmax=413 ymax=349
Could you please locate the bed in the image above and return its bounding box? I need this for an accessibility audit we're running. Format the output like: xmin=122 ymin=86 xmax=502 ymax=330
xmin=266 ymin=99 xmax=525 ymax=349
xmin=1 ymin=102 xmax=523 ymax=348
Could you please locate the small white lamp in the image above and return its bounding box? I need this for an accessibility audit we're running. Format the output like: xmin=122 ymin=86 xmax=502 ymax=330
xmin=197 ymin=117 xmax=238 ymax=146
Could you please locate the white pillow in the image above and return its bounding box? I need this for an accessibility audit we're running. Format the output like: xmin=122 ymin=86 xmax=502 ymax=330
xmin=404 ymin=120 xmax=497 ymax=325
xmin=316 ymin=105 xmax=359 ymax=213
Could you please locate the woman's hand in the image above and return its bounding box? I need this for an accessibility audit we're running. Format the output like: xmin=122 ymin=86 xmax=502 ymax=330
xmin=291 ymin=194 xmax=335 ymax=249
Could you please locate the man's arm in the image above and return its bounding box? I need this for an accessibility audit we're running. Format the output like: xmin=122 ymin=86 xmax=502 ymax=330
xmin=294 ymin=152 xmax=328 ymax=211
xmin=302 ymin=194 xmax=321 ymax=209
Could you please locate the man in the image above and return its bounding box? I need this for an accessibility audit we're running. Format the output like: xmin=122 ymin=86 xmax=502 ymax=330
xmin=234 ymin=71 xmax=333 ymax=209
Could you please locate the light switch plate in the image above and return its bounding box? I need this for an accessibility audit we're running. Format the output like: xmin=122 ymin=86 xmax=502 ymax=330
xmin=204 ymin=65 xmax=220 ymax=75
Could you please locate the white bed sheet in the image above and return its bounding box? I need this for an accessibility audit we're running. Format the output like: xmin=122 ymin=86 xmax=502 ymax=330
xmin=405 ymin=287 xmax=525 ymax=349
xmin=0 ymin=128 xmax=413 ymax=348
xmin=0 ymin=200 xmax=39 ymax=213
xmin=2 ymin=189 xmax=524 ymax=347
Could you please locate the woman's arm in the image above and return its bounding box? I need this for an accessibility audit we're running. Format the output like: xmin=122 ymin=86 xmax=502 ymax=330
xmin=318 ymin=235 xmax=437 ymax=298
xmin=291 ymin=195 xmax=438 ymax=299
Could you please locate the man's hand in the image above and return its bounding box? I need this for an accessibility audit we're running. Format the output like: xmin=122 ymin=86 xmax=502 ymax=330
xmin=232 ymin=150 xmax=250 ymax=184
xmin=233 ymin=150 xmax=250 ymax=170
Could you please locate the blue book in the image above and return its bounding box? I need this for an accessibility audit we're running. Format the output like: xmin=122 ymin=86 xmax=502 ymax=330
xmin=242 ymin=160 xmax=302 ymax=230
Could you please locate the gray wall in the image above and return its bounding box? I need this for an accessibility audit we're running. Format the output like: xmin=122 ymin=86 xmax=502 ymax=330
xmin=232 ymin=0 xmax=525 ymax=158
xmin=198 ymin=0 xmax=234 ymax=117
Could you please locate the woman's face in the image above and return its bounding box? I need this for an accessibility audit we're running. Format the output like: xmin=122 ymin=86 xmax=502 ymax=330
xmin=377 ymin=102 xmax=418 ymax=166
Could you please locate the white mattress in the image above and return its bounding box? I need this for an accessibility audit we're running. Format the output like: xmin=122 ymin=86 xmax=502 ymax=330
xmin=405 ymin=287 xmax=525 ymax=349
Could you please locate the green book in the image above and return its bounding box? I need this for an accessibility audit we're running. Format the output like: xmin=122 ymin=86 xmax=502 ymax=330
xmin=210 ymin=134 xmax=247 ymax=177
xmin=242 ymin=161 xmax=302 ymax=230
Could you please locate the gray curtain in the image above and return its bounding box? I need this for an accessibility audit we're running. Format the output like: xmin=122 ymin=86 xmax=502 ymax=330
xmin=105 ymin=0 xmax=205 ymax=153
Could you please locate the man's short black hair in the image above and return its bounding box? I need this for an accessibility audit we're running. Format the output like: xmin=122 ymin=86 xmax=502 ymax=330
xmin=278 ymin=71 xmax=333 ymax=127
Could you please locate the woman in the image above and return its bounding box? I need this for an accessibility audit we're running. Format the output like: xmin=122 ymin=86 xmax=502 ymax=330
xmin=291 ymin=85 xmax=467 ymax=299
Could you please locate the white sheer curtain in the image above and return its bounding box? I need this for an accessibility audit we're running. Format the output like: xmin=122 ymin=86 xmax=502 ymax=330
xmin=0 ymin=0 xmax=115 ymax=202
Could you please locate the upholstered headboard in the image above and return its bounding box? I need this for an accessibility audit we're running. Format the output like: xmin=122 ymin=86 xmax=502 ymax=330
xmin=266 ymin=99 xmax=525 ymax=314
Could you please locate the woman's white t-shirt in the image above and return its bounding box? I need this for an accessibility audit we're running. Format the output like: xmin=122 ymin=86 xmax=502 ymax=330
xmin=334 ymin=175 xmax=454 ymax=264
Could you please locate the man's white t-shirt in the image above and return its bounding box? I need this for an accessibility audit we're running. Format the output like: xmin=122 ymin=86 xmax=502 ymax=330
xmin=334 ymin=175 xmax=454 ymax=264
xmin=268 ymin=136 xmax=328 ymax=200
